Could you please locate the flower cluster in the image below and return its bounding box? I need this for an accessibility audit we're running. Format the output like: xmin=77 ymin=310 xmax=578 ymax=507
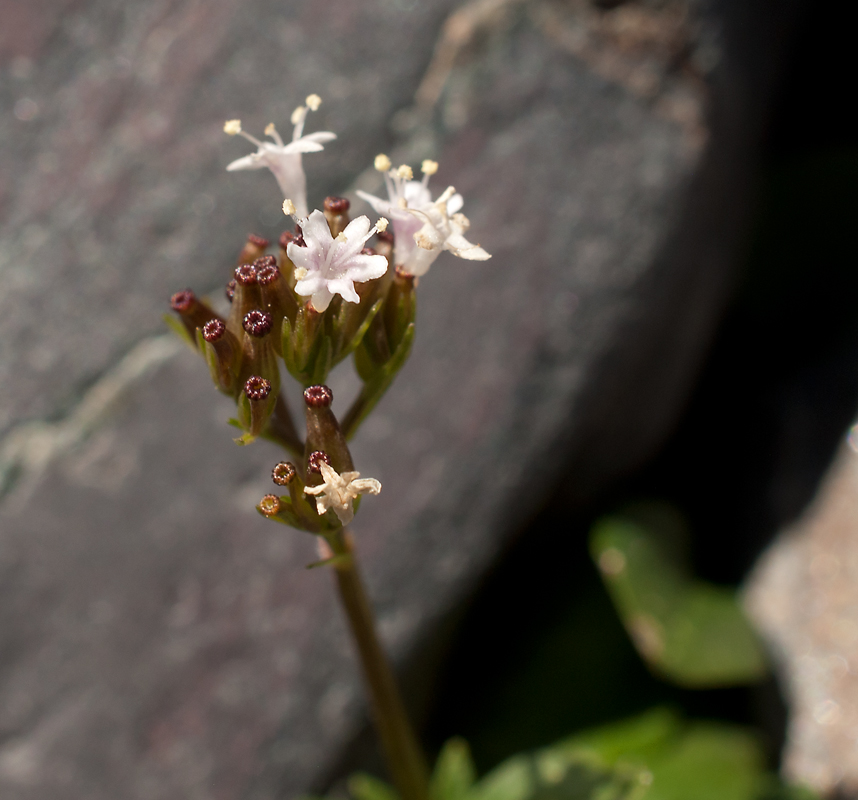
xmin=169 ymin=95 xmax=490 ymax=534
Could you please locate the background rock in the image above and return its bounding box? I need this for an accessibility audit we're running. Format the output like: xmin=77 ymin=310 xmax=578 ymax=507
xmin=0 ymin=0 xmax=800 ymax=797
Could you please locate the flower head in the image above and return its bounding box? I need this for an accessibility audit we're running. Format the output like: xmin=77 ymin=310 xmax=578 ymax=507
xmin=357 ymin=158 xmax=490 ymax=276
xmin=224 ymin=96 xmax=335 ymax=217
xmin=286 ymin=209 xmax=389 ymax=312
xmin=304 ymin=460 xmax=381 ymax=525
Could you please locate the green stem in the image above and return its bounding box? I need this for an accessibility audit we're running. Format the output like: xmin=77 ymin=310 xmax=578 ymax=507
xmin=325 ymin=529 xmax=430 ymax=800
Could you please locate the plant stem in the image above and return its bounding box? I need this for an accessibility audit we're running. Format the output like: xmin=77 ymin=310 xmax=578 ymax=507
xmin=325 ymin=529 xmax=430 ymax=800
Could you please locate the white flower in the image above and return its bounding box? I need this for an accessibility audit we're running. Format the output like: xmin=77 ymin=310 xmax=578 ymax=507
xmin=224 ymin=97 xmax=335 ymax=217
xmin=304 ymin=461 xmax=381 ymax=525
xmin=286 ymin=209 xmax=389 ymax=312
xmin=356 ymin=158 xmax=490 ymax=276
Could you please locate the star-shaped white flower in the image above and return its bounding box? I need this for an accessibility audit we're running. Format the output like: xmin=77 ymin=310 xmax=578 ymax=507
xmin=356 ymin=158 xmax=490 ymax=276
xmin=304 ymin=461 xmax=381 ymax=525
xmin=224 ymin=96 xmax=335 ymax=217
xmin=286 ymin=209 xmax=389 ymax=312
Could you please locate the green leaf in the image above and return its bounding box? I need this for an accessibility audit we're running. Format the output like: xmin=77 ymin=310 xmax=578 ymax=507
xmin=640 ymin=723 xmax=763 ymax=800
xmin=431 ymin=738 xmax=477 ymax=800
xmin=590 ymin=506 xmax=768 ymax=687
xmin=349 ymin=773 xmax=400 ymax=800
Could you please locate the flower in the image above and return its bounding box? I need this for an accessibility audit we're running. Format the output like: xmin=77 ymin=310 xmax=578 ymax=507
xmin=224 ymin=96 xmax=335 ymax=217
xmin=356 ymin=157 xmax=490 ymax=276
xmin=304 ymin=460 xmax=381 ymax=525
xmin=286 ymin=209 xmax=389 ymax=312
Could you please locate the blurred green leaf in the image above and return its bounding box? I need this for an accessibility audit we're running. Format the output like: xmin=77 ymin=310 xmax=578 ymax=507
xmin=590 ymin=507 xmax=768 ymax=687
xmin=431 ymin=738 xmax=478 ymax=800
xmin=350 ymin=773 xmax=400 ymax=800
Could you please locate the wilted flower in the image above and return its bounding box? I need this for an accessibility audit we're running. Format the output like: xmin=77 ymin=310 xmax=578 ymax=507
xmin=357 ymin=157 xmax=490 ymax=276
xmin=224 ymin=95 xmax=334 ymax=217
xmin=286 ymin=208 xmax=389 ymax=312
xmin=304 ymin=460 xmax=381 ymax=525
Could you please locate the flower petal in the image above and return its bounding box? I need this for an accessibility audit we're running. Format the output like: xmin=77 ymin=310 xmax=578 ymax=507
xmin=311 ymin=286 xmax=334 ymax=312
xmin=345 ymin=253 xmax=389 ymax=282
xmin=302 ymin=209 xmax=334 ymax=247
xmin=356 ymin=190 xmax=394 ymax=216
xmin=326 ymin=279 xmax=360 ymax=304
xmin=446 ymin=193 xmax=464 ymax=214
xmin=226 ymin=154 xmax=266 ymax=171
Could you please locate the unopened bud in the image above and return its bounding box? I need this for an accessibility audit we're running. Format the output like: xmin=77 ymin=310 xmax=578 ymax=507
xmin=307 ymin=450 xmax=331 ymax=474
xmin=225 ymin=279 xmax=237 ymax=302
xmin=259 ymin=494 xmax=281 ymax=516
xmin=244 ymin=375 xmax=271 ymax=401
xmin=324 ymin=195 xmax=351 ymax=237
xmin=272 ymin=462 xmax=297 ymax=486
xmin=238 ymin=233 xmax=269 ymax=265
xmin=235 ymin=263 xmax=258 ymax=286
xmin=304 ymin=385 xmax=333 ymax=408
xmin=169 ymin=289 xmax=222 ymax=343
xmin=202 ymin=318 xmax=225 ymax=342
xmin=243 ymin=310 xmax=273 ymax=338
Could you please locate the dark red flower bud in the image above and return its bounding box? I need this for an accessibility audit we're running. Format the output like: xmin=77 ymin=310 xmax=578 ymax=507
xmin=324 ymin=196 xmax=351 ymax=213
xmin=256 ymin=262 xmax=281 ymax=285
xmin=202 ymin=318 xmax=225 ymax=343
xmin=244 ymin=375 xmax=271 ymax=401
xmin=235 ymin=263 xmax=258 ymax=286
xmin=376 ymin=230 xmax=394 ymax=244
xmin=243 ymin=309 xmax=273 ymax=337
xmin=225 ymin=279 xmax=236 ymax=302
xmin=253 ymin=255 xmax=277 ymax=270
xmin=279 ymin=230 xmax=296 ymax=249
xmin=272 ymin=462 xmax=297 ymax=486
xmin=238 ymin=234 xmax=270 ymax=265
xmin=361 ymin=247 xmax=377 ymax=256
xmin=307 ymin=450 xmax=330 ymax=474
xmin=259 ymin=494 xmax=281 ymax=516
xmin=170 ymin=289 xmax=196 ymax=313
xmin=304 ymin=385 xmax=333 ymax=408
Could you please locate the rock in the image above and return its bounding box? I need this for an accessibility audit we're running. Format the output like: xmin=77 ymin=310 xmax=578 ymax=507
xmin=0 ymin=0 xmax=800 ymax=797
xmin=746 ymin=431 xmax=858 ymax=797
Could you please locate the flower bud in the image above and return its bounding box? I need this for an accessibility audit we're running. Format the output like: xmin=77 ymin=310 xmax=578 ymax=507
xmin=226 ymin=263 xmax=263 ymax=339
xmin=323 ymin=196 xmax=351 ymax=238
xmin=304 ymin=386 xmax=354 ymax=474
xmin=235 ymin=375 xmax=277 ymax=445
xmin=256 ymin=257 xmax=298 ymax=347
xmin=282 ymin=300 xmax=330 ymax=383
xmin=238 ymin=233 xmax=269 ymax=265
xmin=198 ymin=318 xmax=240 ymax=395
xmin=237 ymin=308 xmax=280 ymax=403
xmin=170 ymin=289 xmax=222 ymax=345
xmin=257 ymin=465 xmax=322 ymax=532
xmin=384 ymin=268 xmax=417 ymax=353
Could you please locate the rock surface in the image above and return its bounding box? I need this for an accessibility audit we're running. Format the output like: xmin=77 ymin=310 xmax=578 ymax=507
xmin=747 ymin=430 xmax=858 ymax=797
xmin=0 ymin=0 xmax=798 ymax=798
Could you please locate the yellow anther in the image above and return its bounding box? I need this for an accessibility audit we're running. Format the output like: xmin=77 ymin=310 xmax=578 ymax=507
xmin=264 ymin=122 xmax=276 ymax=136
xmin=223 ymin=119 xmax=242 ymax=135
xmin=336 ymin=232 xmax=348 ymax=242
xmin=421 ymin=159 xmax=439 ymax=175
xmin=374 ymin=153 xmax=392 ymax=172
xmin=294 ymin=267 xmax=309 ymax=280
xmin=291 ymin=105 xmax=305 ymax=125
xmin=305 ymin=94 xmax=322 ymax=111
xmin=396 ymin=164 xmax=413 ymax=180
xmin=376 ymin=217 xmax=389 ymax=233
xmin=282 ymin=199 xmax=296 ymax=216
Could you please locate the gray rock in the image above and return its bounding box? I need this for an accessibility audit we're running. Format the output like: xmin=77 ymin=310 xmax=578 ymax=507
xmin=746 ymin=432 xmax=858 ymax=797
xmin=0 ymin=0 xmax=799 ymax=797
